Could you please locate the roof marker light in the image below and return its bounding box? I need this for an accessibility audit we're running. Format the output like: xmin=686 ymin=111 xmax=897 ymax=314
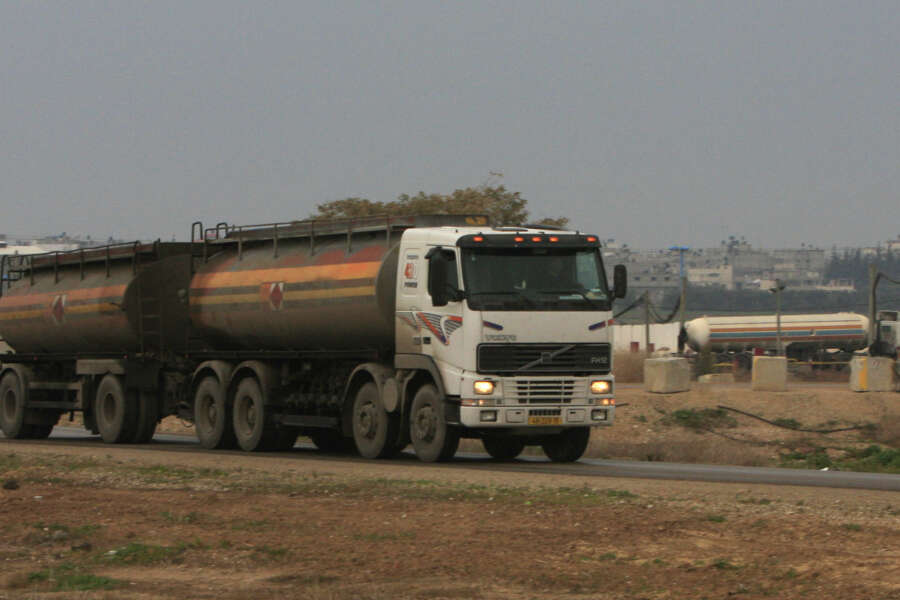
xmin=531 ymin=236 xmax=542 ymax=242
xmin=549 ymin=236 xmax=559 ymax=242
xmin=586 ymin=236 xmax=598 ymax=243
xmin=514 ymin=236 xmax=524 ymax=242
xmin=473 ymin=236 xmax=485 ymax=242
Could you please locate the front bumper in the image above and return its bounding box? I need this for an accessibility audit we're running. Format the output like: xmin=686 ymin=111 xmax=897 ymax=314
xmin=456 ymin=375 xmax=615 ymax=429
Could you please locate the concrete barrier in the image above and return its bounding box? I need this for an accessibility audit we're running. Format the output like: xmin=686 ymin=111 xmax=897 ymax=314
xmin=850 ymin=356 xmax=897 ymax=392
xmin=751 ymin=356 xmax=787 ymax=391
xmin=644 ymin=357 xmax=690 ymax=393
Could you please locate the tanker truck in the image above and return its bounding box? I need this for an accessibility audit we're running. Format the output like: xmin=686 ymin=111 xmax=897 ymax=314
xmin=684 ymin=313 xmax=869 ymax=367
xmin=0 ymin=215 xmax=626 ymax=462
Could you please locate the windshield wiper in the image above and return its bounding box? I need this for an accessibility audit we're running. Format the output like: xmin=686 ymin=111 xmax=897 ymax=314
xmin=468 ymin=290 xmax=537 ymax=307
xmin=539 ymin=289 xmax=604 ymax=308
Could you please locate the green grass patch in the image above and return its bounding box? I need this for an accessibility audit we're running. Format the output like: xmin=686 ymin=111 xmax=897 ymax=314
xmin=841 ymin=523 xmax=862 ymax=532
xmin=26 ymin=564 xmax=119 ymax=592
xmin=706 ymin=514 xmax=727 ymax=523
xmin=666 ymin=408 xmax=737 ymax=431
xmin=781 ymin=445 xmax=900 ymax=474
xmin=102 ymin=540 xmax=206 ymax=565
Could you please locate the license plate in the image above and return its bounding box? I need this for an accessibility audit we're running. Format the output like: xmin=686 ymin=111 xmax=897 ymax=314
xmin=528 ymin=416 xmax=562 ymax=425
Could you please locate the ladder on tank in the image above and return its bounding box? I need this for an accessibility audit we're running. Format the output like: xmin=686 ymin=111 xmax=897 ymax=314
xmin=137 ymin=282 xmax=164 ymax=355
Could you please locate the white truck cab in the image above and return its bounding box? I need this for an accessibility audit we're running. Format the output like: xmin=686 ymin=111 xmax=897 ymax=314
xmin=394 ymin=224 xmax=626 ymax=462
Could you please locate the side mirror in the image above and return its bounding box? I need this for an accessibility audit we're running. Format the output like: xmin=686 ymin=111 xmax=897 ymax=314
xmin=426 ymin=247 xmax=453 ymax=307
xmin=613 ymin=264 xmax=627 ymax=299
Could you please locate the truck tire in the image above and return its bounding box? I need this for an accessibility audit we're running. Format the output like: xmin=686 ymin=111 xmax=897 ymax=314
xmin=482 ymin=436 xmax=525 ymax=461
xmin=130 ymin=391 xmax=159 ymax=444
xmin=232 ymin=378 xmax=276 ymax=452
xmin=352 ymin=382 xmax=400 ymax=458
xmin=409 ymin=384 xmax=459 ymax=462
xmin=540 ymin=427 xmax=591 ymax=463
xmin=94 ymin=374 xmax=139 ymax=444
xmin=194 ymin=376 xmax=237 ymax=449
xmin=0 ymin=372 xmax=30 ymax=439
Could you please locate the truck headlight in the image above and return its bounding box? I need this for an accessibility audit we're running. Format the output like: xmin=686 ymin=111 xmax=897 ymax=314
xmin=474 ymin=380 xmax=495 ymax=395
xmin=590 ymin=380 xmax=611 ymax=394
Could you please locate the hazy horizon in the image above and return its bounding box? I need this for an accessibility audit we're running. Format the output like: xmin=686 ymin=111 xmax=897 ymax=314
xmin=2 ymin=2 xmax=897 ymax=249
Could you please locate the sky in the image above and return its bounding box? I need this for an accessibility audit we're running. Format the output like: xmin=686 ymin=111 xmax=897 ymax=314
xmin=1 ymin=1 xmax=897 ymax=249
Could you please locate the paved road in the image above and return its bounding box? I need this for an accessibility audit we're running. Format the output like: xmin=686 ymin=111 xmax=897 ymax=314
xmin=3 ymin=428 xmax=898 ymax=492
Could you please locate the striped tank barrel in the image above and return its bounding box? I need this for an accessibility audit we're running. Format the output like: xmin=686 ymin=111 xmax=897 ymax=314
xmin=0 ymin=243 xmax=193 ymax=354
xmin=685 ymin=312 xmax=869 ymax=353
xmin=189 ymin=233 xmax=399 ymax=351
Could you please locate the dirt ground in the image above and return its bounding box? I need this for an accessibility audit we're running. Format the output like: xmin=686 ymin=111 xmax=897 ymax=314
xmin=1 ymin=385 xmax=898 ymax=599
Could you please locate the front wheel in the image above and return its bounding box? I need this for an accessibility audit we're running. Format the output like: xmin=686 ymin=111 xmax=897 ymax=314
xmin=482 ymin=436 xmax=525 ymax=461
xmin=409 ymin=384 xmax=459 ymax=463
xmin=541 ymin=427 xmax=591 ymax=463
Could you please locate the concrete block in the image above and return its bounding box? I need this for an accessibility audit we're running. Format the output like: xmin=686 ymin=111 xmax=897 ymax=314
xmin=698 ymin=373 xmax=735 ymax=384
xmin=751 ymin=356 xmax=787 ymax=391
xmin=644 ymin=358 xmax=690 ymax=393
xmin=850 ymin=356 xmax=896 ymax=392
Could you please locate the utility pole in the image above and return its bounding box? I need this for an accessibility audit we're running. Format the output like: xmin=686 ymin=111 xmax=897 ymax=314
xmin=868 ymin=263 xmax=878 ymax=348
xmin=643 ymin=292 xmax=650 ymax=354
xmin=769 ymin=279 xmax=786 ymax=355
xmin=670 ymin=246 xmax=690 ymax=355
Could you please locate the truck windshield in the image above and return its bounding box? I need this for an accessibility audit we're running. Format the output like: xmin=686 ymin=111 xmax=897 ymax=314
xmin=461 ymin=247 xmax=611 ymax=311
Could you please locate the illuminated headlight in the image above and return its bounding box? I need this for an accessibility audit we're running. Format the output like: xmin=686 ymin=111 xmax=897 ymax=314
xmin=590 ymin=380 xmax=611 ymax=395
xmin=474 ymin=380 xmax=495 ymax=395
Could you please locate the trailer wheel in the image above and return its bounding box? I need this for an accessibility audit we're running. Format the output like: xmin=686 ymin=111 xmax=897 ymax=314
xmin=232 ymin=378 xmax=275 ymax=452
xmin=194 ymin=377 xmax=237 ymax=449
xmin=352 ymin=382 xmax=400 ymax=459
xmin=482 ymin=436 xmax=525 ymax=461
xmin=130 ymin=391 xmax=159 ymax=444
xmin=94 ymin=374 xmax=139 ymax=444
xmin=0 ymin=372 xmax=30 ymax=439
xmin=409 ymin=384 xmax=459 ymax=462
xmin=540 ymin=427 xmax=591 ymax=463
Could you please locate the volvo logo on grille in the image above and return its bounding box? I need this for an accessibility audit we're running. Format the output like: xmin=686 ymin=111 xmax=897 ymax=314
xmin=540 ymin=352 xmax=552 ymax=363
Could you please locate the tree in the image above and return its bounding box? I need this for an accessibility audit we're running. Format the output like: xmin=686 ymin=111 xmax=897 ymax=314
xmin=312 ymin=186 xmax=568 ymax=228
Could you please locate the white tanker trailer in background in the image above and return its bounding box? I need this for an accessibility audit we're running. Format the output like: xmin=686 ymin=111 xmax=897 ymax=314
xmin=684 ymin=313 xmax=869 ymax=367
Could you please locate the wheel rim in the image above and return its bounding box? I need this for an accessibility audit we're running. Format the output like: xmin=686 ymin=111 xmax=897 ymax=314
xmin=235 ymin=396 xmax=256 ymax=438
xmin=101 ymin=392 xmax=117 ymax=426
xmin=413 ymin=403 xmax=436 ymax=443
xmin=196 ymin=394 xmax=216 ymax=432
xmin=2 ymin=388 xmax=16 ymax=422
xmin=355 ymin=400 xmax=377 ymax=441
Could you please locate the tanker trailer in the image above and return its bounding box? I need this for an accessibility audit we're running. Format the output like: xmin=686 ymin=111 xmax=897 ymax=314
xmin=685 ymin=312 xmax=868 ymax=365
xmin=0 ymin=242 xmax=194 ymax=443
xmin=186 ymin=214 xmax=627 ymax=462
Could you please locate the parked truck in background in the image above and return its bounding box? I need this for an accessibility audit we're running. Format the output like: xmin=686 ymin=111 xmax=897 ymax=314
xmin=0 ymin=215 xmax=626 ymax=462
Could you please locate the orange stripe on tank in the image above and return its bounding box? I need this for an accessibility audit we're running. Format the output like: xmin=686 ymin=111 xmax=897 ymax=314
xmin=191 ymin=261 xmax=381 ymax=289
xmin=0 ymin=285 xmax=127 ymax=307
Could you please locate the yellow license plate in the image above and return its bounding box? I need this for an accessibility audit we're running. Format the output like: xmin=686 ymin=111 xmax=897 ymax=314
xmin=528 ymin=416 xmax=562 ymax=425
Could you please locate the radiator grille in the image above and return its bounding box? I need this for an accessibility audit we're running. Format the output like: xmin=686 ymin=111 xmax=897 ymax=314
xmin=478 ymin=343 xmax=610 ymax=374
xmin=503 ymin=379 xmax=584 ymax=404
